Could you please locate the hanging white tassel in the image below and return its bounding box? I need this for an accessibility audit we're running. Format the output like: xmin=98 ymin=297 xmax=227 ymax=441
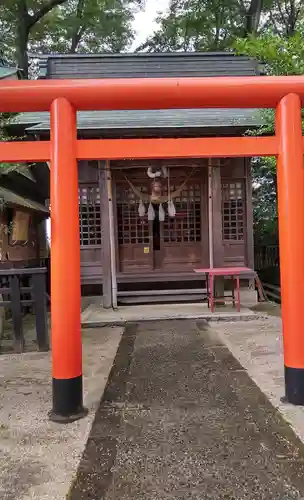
xmin=138 ymin=200 xmax=146 ymax=217
xmin=167 ymin=167 xmax=176 ymax=217
xmin=159 ymin=203 xmax=165 ymax=222
xmin=161 ymin=165 xmax=168 ymax=178
xmin=168 ymin=200 xmax=176 ymax=217
xmin=148 ymin=203 xmax=155 ymax=221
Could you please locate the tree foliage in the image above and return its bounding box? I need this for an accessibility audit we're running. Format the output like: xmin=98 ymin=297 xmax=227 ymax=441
xmin=250 ymin=158 xmax=278 ymax=246
xmin=0 ymin=112 xmax=28 ymax=176
xmin=0 ymin=0 xmax=142 ymax=77
xmin=235 ymin=28 xmax=304 ymax=244
xmin=137 ymin=0 xmax=304 ymax=52
xmin=29 ymin=0 xmax=141 ymax=54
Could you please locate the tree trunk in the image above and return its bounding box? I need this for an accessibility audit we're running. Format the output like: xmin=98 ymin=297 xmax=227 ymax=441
xmin=70 ymin=31 xmax=82 ymax=53
xmin=70 ymin=26 xmax=86 ymax=53
xmin=244 ymin=0 xmax=264 ymax=36
xmin=286 ymin=0 xmax=298 ymax=36
xmin=70 ymin=0 xmax=85 ymax=53
xmin=16 ymin=0 xmax=30 ymax=78
xmin=16 ymin=0 xmax=69 ymax=77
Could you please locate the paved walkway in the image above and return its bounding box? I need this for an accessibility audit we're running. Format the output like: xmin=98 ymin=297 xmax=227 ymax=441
xmin=82 ymin=302 xmax=257 ymax=326
xmin=69 ymin=320 xmax=304 ymax=500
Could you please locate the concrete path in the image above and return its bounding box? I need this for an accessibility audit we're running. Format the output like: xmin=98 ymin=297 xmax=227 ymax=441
xmin=82 ymin=302 xmax=258 ymax=327
xmin=69 ymin=320 xmax=304 ymax=500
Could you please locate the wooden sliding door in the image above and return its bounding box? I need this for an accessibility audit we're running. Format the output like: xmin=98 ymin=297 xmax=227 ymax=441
xmin=161 ymin=171 xmax=203 ymax=271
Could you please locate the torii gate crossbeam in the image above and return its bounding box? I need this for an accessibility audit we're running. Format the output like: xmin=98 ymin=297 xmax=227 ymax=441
xmin=0 ymin=77 xmax=303 ymax=422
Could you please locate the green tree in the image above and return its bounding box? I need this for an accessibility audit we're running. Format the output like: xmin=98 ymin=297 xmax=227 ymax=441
xmin=0 ymin=0 xmax=68 ymax=77
xmin=0 ymin=0 xmax=142 ymax=77
xmin=262 ymin=0 xmax=304 ymax=36
xmin=235 ymin=28 xmax=304 ymax=244
xmin=0 ymin=112 xmax=28 ymax=176
xmin=136 ymin=0 xmax=267 ymax=51
xmin=137 ymin=0 xmax=303 ymax=52
xmin=28 ymin=0 xmax=141 ymax=55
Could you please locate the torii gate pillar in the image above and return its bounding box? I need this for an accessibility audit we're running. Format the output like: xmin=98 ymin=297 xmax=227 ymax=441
xmin=49 ymin=97 xmax=87 ymax=422
xmin=276 ymin=93 xmax=304 ymax=405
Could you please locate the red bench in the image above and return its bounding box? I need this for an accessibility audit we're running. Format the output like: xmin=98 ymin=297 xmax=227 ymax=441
xmin=194 ymin=267 xmax=264 ymax=312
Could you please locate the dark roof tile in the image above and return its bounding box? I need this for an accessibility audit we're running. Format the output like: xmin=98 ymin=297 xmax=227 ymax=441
xmin=13 ymin=108 xmax=260 ymax=132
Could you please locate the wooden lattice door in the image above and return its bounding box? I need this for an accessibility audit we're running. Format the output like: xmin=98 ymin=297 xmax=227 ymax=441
xmin=161 ymin=169 xmax=203 ymax=271
xmin=116 ymin=180 xmax=153 ymax=273
xmin=114 ymin=167 xmax=205 ymax=274
xmin=222 ymin=179 xmax=246 ymax=266
xmin=78 ymin=184 xmax=103 ymax=281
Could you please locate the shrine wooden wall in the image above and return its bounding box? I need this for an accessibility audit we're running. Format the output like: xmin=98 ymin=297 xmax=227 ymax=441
xmin=78 ymin=158 xmax=253 ymax=286
xmin=221 ymin=158 xmax=253 ymax=268
xmin=78 ymin=160 xmax=103 ymax=284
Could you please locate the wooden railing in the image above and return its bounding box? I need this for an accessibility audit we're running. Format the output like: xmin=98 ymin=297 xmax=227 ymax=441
xmin=0 ymin=268 xmax=48 ymax=353
xmin=255 ymin=245 xmax=280 ymax=271
xmin=255 ymin=245 xmax=281 ymax=302
xmin=261 ymin=282 xmax=281 ymax=303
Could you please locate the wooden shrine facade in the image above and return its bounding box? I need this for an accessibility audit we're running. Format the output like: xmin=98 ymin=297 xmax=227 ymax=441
xmin=78 ymin=157 xmax=253 ymax=295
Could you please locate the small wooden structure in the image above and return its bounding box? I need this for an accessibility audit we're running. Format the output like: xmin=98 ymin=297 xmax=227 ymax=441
xmin=0 ymin=184 xmax=49 ymax=267
xmin=0 ymin=58 xmax=49 ymax=268
xmin=16 ymin=52 xmax=259 ymax=306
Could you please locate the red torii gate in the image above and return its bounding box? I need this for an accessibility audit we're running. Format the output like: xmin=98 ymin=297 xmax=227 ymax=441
xmin=0 ymin=77 xmax=303 ymax=421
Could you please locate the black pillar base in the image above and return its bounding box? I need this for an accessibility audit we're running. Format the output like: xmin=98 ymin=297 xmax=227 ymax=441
xmin=284 ymin=366 xmax=304 ymax=405
xmin=49 ymin=375 xmax=88 ymax=423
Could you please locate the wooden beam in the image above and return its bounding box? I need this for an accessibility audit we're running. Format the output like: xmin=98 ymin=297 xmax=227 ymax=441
xmin=3 ymin=76 xmax=304 ymax=112
xmin=99 ymin=161 xmax=112 ymax=309
xmin=211 ymin=160 xmax=225 ymax=300
xmin=77 ymin=137 xmax=278 ymax=160
xmin=245 ymin=158 xmax=254 ymax=270
xmin=0 ymin=141 xmax=50 ymax=162
xmin=211 ymin=160 xmax=224 ymax=267
xmin=107 ymin=161 xmax=117 ymax=309
xmin=1 ymin=136 xmax=304 ymax=163
xmin=4 ymin=134 xmax=304 ymax=164
xmin=208 ymin=160 xmax=214 ymax=268
xmin=200 ymin=167 xmax=209 ymax=267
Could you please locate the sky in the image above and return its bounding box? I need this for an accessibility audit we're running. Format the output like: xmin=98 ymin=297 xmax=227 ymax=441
xmin=131 ymin=0 xmax=171 ymax=49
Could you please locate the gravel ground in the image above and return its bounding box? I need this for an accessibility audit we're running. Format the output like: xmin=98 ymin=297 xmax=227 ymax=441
xmin=0 ymin=326 xmax=124 ymax=500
